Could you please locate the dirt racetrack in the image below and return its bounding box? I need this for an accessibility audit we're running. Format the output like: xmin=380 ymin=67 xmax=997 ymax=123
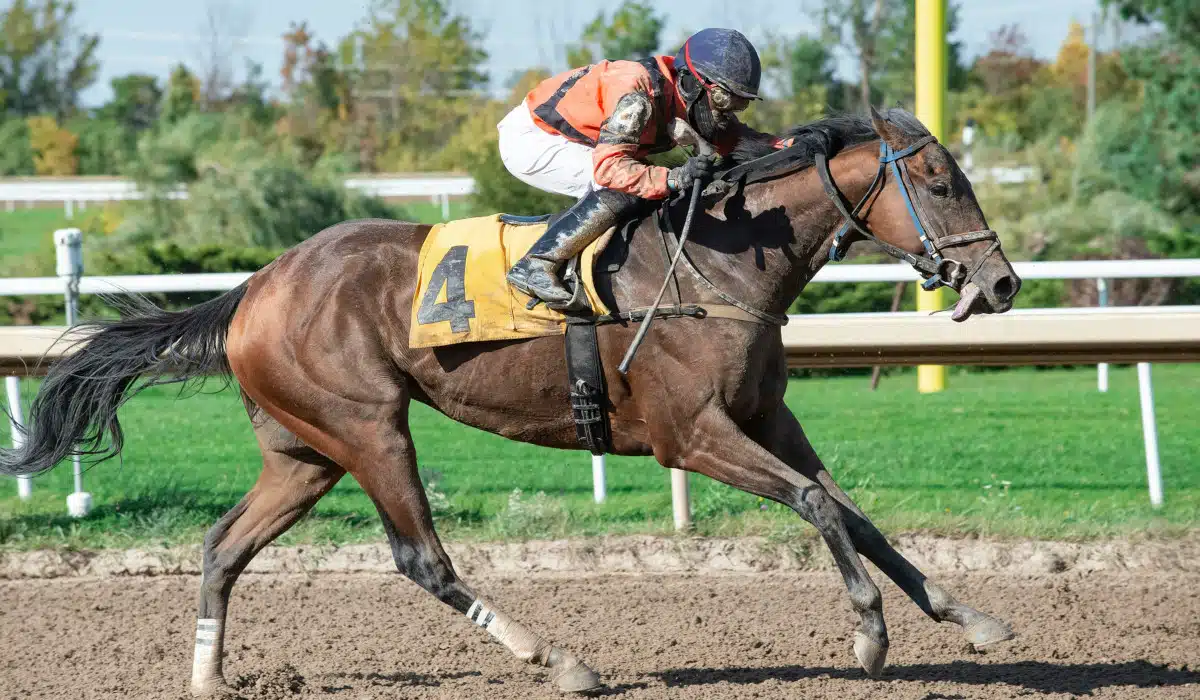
xmin=2 ymin=569 xmax=1198 ymax=700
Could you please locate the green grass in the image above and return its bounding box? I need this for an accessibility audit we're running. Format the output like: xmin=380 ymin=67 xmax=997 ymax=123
xmin=1 ymin=365 xmax=1197 ymax=551
xmin=398 ymin=199 xmax=473 ymax=224
xmin=0 ymin=208 xmax=73 ymax=266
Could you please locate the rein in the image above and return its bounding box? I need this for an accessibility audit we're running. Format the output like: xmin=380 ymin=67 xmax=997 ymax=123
xmin=817 ymin=136 xmax=1000 ymax=292
xmin=594 ymin=129 xmax=1002 ymax=334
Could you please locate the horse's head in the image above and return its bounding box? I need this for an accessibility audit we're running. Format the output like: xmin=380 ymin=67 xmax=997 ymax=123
xmin=839 ymin=108 xmax=1020 ymax=321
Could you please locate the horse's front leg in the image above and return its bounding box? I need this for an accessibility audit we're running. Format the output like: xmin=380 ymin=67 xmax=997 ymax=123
xmin=751 ymin=405 xmax=1016 ymax=649
xmin=673 ymin=408 xmax=890 ymax=676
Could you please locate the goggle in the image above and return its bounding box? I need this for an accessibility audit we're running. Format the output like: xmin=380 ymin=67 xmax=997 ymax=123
xmin=708 ymin=85 xmax=750 ymax=113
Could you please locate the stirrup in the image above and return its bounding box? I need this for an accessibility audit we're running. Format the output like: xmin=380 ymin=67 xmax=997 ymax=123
xmin=522 ymin=258 xmax=591 ymax=313
xmin=553 ymin=257 xmax=592 ymax=313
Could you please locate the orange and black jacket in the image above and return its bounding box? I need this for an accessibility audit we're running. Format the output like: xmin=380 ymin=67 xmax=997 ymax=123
xmin=524 ymin=55 xmax=791 ymax=200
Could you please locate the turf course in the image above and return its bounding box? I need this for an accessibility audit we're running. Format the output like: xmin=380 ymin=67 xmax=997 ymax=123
xmin=2 ymin=364 xmax=1196 ymax=550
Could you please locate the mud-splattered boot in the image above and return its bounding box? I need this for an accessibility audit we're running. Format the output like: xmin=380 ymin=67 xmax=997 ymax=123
xmin=506 ymin=187 xmax=641 ymax=309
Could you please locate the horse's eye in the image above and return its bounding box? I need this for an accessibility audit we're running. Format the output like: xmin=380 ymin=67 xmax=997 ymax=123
xmin=930 ymin=183 xmax=950 ymax=197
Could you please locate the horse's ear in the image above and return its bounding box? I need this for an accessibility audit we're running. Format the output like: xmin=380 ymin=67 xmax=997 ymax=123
xmin=868 ymin=106 xmax=907 ymax=150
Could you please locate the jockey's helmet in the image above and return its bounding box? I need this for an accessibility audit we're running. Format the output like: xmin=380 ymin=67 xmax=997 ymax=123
xmin=674 ymin=28 xmax=762 ymax=104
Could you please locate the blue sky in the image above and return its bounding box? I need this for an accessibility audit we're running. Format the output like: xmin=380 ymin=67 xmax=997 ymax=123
xmin=75 ymin=0 xmax=1117 ymax=106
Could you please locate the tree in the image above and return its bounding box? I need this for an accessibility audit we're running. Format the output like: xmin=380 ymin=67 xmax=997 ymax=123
xmin=1102 ymin=0 xmax=1200 ymax=47
xmin=100 ymin=74 xmax=161 ymax=130
xmin=971 ymin=24 xmax=1041 ymax=96
xmin=228 ymin=60 xmax=276 ymax=126
xmin=193 ymin=0 xmax=249 ymax=108
xmin=753 ymin=33 xmax=844 ymax=131
xmin=282 ymin=22 xmax=348 ymax=114
xmin=69 ymin=116 xmax=129 ymax=174
xmin=0 ymin=119 xmax=35 ymax=174
xmin=787 ymin=35 xmax=837 ymax=90
xmin=339 ymin=0 xmax=489 ymax=171
xmin=566 ymin=1 xmax=664 ymax=67
xmin=161 ymin=64 xmax=200 ymax=125
xmin=279 ymin=22 xmax=354 ymax=165
xmin=0 ymin=0 xmax=99 ymax=118
xmin=27 ymin=114 xmax=77 ymax=175
xmin=813 ymin=0 xmax=967 ymax=110
xmin=813 ymin=0 xmax=890 ymax=110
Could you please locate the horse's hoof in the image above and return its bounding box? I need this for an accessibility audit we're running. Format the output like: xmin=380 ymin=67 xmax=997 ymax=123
xmin=964 ymin=614 xmax=1016 ymax=649
xmin=551 ymin=660 xmax=602 ymax=693
xmin=853 ymin=631 xmax=888 ymax=678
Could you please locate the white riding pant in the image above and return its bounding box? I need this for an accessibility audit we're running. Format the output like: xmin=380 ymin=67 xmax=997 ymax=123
xmin=497 ymin=101 xmax=597 ymax=199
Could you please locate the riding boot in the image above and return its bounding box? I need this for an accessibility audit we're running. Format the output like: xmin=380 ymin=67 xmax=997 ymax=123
xmin=506 ymin=187 xmax=643 ymax=309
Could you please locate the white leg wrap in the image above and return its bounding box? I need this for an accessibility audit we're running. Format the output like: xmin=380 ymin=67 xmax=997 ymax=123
xmin=466 ymin=599 xmax=550 ymax=663
xmin=191 ymin=618 xmax=224 ymax=691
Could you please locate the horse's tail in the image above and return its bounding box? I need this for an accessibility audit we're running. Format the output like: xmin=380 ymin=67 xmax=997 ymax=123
xmin=0 ymin=283 xmax=249 ymax=477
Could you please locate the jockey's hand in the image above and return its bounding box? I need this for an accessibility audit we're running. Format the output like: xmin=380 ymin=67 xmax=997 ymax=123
xmin=667 ymin=155 xmax=717 ymax=193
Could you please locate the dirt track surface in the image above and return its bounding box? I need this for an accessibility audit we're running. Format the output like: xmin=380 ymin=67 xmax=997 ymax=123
xmin=3 ymin=570 xmax=1199 ymax=700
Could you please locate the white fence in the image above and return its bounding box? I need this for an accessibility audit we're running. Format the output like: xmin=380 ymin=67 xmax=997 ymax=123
xmin=2 ymin=229 xmax=1199 ymax=526
xmin=0 ymin=175 xmax=475 ymax=220
xmin=5 ymin=258 xmax=1200 ymax=298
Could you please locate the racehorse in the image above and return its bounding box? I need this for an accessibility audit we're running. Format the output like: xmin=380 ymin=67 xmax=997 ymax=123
xmin=1 ymin=108 xmax=1021 ymax=695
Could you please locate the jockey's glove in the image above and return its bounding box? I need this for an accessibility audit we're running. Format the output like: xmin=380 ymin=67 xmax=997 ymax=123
xmin=667 ymin=155 xmax=717 ymax=193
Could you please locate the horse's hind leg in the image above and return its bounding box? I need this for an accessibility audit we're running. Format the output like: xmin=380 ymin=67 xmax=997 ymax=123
xmin=191 ymin=416 xmax=344 ymax=696
xmin=321 ymin=395 xmax=601 ymax=693
xmin=760 ymin=408 xmax=1015 ymax=649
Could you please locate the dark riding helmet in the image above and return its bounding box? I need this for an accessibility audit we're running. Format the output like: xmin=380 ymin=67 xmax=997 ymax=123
xmin=673 ymin=28 xmax=762 ymax=100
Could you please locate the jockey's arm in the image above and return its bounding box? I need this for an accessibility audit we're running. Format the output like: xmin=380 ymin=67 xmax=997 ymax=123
xmin=591 ymin=91 xmax=673 ymax=200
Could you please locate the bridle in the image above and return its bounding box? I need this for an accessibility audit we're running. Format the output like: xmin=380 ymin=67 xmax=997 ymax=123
xmin=814 ymin=135 xmax=1000 ymax=292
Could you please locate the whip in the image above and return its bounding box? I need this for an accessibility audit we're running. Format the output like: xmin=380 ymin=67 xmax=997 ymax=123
xmin=618 ymin=120 xmax=717 ymax=376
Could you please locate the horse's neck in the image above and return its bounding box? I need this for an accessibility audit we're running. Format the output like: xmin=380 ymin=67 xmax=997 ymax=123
xmin=631 ymin=143 xmax=880 ymax=316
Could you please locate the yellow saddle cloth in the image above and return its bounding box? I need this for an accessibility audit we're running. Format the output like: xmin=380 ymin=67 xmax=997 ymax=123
xmin=408 ymin=214 xmax=612 ymax=349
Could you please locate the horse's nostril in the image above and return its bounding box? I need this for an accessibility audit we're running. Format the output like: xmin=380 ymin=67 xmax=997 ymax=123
xmin=992 ymin=275 xmax=1016 ymax=301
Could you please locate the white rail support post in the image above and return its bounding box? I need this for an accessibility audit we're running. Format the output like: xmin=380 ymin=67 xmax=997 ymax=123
xmin=1137 ymin=362 xmax=1164 ymax=508
xmin=591 ymin=454 xmax=607 ymax=504
xmin=6 ymin=376 xmax=32 ymax=500
xmin=54 ymin=228 xmax=92 ymax=518
xmin=1097 ymin=278 xmax=1109 ymax=392
xmin=440 ymin=193 xmax=451 ymax=221
xmin=671 ymin=469 xmax=691 ymax=531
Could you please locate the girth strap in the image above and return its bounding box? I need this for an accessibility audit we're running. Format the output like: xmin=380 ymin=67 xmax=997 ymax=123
xmin=574 ymin=302 xmax=786 ymax=326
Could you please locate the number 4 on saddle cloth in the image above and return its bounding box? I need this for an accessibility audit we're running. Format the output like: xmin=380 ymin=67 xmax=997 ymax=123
xmin=408 ymin=213 xmax=615 ymax=349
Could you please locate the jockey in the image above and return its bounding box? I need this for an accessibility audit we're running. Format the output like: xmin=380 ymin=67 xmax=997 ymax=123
xmin=497 ymin=27 xmax=793 ymax=309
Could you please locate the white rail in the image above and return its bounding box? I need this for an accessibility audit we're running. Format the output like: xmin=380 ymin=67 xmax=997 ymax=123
xmin=0 ymin=169 xmax=1033 ymax=203
xmin=0 ymin=175 xmax=474 ymax=203
xmin=3 ymin=259 xmax=1199 ymax=298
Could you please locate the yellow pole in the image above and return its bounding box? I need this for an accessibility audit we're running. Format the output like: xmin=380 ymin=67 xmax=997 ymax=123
xmin=915 ymin=0 xmax=947 ymax=393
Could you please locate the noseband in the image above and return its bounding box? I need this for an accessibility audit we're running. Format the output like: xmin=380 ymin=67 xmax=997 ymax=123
xmin=814 ymin=136 xmax=1000 ymax=292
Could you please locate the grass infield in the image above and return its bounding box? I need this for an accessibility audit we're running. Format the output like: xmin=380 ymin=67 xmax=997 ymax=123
xmin=1 ymin=364 xmax=1196 ymax=551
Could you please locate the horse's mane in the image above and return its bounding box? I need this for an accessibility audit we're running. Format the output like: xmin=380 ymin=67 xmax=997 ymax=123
xmin=729 ymin=108 xmax=930 ymax=167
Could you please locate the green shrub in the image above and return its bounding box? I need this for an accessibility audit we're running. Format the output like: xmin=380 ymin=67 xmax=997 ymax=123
xmin=112 ymin=114 xmax=400 ymax=250
xmin=0 ymin=119 xmax=35 ymax=175
xmin=68 ymin=117 xmax=135 ymax=175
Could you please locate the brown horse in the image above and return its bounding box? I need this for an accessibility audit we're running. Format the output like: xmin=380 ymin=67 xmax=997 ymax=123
xmin=2 ymin=109 xmax=1021 ymax=694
